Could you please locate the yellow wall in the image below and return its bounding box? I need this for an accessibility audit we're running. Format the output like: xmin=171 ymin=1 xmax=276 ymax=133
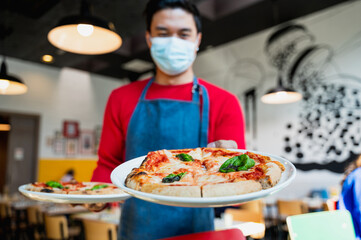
xmin=37 ymin=159 xmax=98 ymax=182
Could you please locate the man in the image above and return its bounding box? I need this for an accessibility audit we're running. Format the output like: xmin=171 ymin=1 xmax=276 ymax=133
xmin=91 ymin=0 xmax=246 ymax=239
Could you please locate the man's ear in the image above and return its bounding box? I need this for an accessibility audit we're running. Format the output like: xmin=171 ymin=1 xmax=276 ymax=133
xmin=196 ymin=32 xmax=202 ymax=51
xmin=145 ymin=31 xmax=151 ymax=48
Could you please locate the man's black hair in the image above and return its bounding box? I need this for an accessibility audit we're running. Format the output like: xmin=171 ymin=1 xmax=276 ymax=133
xmin=144 ymin=0 xmax=202 ymax=33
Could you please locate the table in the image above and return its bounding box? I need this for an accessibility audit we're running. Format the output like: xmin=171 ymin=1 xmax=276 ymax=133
xmin=42 ymin=204 xmax=89 ymax=216
xmin=214 ymin=217 xmax=265 ymax=237
xmin=71 ymin=208 xmax=120 ymax=225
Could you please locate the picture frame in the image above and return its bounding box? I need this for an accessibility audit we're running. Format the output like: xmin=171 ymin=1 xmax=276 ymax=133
xmin=63 ymin=120 xmax=79 ymax=138
xmin=80 ymin=130 xmax=95 ymax=155
xmin=66 ymin=138 xmax=78 ymax=156
xmin=53 ymin=137 xmax=65 ymax=155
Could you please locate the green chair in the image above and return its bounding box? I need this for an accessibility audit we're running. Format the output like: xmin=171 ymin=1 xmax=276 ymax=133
xmin=286 ymin=210 xmax=356 ymax=240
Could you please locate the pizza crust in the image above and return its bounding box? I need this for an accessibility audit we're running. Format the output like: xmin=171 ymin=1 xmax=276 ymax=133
xmin=202 ymin=180 xmax=262 ymax=197
xmin=141 ymin=184 xmax=201 ymax=197
xmin=259 ymin=162 xmax=282 ymax=189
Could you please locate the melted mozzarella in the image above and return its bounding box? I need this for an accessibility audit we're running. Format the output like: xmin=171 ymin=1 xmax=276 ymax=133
xmin=196 ymin=174 xmax=228 ymax=184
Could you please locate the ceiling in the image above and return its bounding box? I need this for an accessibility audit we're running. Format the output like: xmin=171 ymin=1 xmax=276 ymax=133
xmin=1 ymin=0 xmax=346 ymax=82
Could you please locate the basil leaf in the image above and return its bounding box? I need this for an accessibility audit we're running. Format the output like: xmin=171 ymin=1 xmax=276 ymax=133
xmin=162 ymin=172 xmax=187 ymax=183
xmin=176 ymin=153 xmax=194 ymax=162
xmin=219 ymin=154 xmax=255 ymax=173
xmin=219 ymin=156 xmax=242 ymax=173
xmin=46 ymin=181 xmax=64 ymax=189
xmin=237 ymin=157 xmax=255 ymax=171
xmin=91 ymin=184 xmax=109 ymax=190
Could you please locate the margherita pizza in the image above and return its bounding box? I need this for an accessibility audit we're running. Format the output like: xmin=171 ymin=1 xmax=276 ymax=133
xmin=125 ymin=148 xmax=285 ymax=197
xmin=26 ymin=180 xmax=124 ymax=195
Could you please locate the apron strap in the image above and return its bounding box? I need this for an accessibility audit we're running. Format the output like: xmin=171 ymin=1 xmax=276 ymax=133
xmin=138 ymin=76 xmax=208 ymax=147
xmin=192 ymin=76 xmax=199 ymax=102
xmin=139 ymin=78 xmax=155 ymax=100
xmin=199 ymin=85 xmax=209 ymax=147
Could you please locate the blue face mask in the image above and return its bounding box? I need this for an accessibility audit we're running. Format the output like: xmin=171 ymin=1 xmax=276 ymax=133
xmin=150 ymin=37 xmax=198 ymax=76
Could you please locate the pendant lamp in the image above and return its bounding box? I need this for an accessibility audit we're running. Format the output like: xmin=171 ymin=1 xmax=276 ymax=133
xmin=261 ymin=76 xmax=302 ymax=104
xmin=48 ymin=0 xmax=122 ymax=55
xmin=0 ymin=58 xmax=27 ymax=95
xmin=0 ymin=116 xmax=11 ymax=131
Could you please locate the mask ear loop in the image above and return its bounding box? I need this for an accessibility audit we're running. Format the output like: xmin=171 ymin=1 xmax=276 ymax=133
xmin=195 ymin=36 xmax=200 ymax=52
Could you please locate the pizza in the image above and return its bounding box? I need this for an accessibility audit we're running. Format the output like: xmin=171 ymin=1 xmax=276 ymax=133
xmin=26 ymin=180 xmax=124 ymax=195
xmin=125 ymin=148 xmax=285 ymax=197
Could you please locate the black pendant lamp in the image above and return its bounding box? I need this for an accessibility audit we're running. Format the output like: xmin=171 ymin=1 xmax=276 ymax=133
xmin=0 ymin=58 xmax=27 ymax=95
xmin=48 ymin=0 xmax=122 ymax=55
xmin=261 ymin=75 xmax=302 ymax=104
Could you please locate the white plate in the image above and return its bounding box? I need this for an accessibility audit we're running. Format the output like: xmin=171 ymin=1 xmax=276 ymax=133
xmin=18 ymin=183 xmax=130 ymax=204
xmin=111 ymin=149 xmax=296 ymax=207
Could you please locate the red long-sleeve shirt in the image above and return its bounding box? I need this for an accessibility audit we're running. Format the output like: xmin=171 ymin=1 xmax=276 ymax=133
xmin=92 ymin=78 xmax=246 ymax=183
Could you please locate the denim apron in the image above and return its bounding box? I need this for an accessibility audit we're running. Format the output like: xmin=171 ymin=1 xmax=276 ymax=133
xmin=119 ymin=77 xmax=214 ymax=240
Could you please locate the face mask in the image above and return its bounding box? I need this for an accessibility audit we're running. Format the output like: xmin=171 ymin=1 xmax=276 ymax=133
xmin=150 ymin=36 xmax=198 ymax=76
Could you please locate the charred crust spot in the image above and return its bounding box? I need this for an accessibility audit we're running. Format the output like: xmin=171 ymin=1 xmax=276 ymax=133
xmin=136 ymin=172 xmax=147 ymax=176
xmin=140 ymin=157 xmax=148 ymax=166
xmin=41 ymin=188 xmax=54 ymax=193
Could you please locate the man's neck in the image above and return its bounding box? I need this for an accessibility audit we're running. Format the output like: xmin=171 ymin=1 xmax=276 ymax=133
xmin=154 ymin=68 xmax=194 ymax=85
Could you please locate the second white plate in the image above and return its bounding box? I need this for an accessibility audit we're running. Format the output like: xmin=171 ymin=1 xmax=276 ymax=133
xmin=111 ymin=149 xmax=296 ymax=207
xmin=19 ymin=183 xmax=130 ymax=204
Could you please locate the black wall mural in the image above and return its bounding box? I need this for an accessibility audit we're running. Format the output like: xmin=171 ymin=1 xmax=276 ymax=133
xmin=265 ymin=24 xmax=361 ymax=173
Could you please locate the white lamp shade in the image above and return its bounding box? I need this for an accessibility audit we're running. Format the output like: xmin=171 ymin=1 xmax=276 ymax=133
xmin=261 ymin=90 xmax=302 ymax=104
xmin=48 ymin=24 xmax=122 ymax=55
xmin=0 ymin=79 xmax=28 ymax=95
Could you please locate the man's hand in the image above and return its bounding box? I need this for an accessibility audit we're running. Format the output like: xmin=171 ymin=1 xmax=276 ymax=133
xmin=207 ymin=140 xmax=237 ymax=149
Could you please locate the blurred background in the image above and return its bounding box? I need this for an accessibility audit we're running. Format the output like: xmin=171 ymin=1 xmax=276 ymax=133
xmin=1 ymin=0 xmax=360 ymax=239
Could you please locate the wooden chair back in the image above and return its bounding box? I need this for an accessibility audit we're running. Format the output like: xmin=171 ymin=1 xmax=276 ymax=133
xmin=0 ymin=202 xmax=12 ymax=219
xmin=82 ymin=219 xmax=117 ymax=240
xmin=277 ymin=200 xmax=307 ymax=217
xmin=239 ymin=199 xmax=264 ymax=214
xmin=44 ymin=214 xmax=69 ymax=240
xmin=225 ymin=208 xmax=264 ymax=223
xmin=27 ymin=206 xmax=42 ymax=225
xmin=225 ymin=208 xmax=265 ymax=239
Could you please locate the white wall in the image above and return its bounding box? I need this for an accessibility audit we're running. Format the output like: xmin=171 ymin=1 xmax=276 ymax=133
xmin=0 ymin=57 xmax=126 ymax=159
xmin=194 ymin=1 xmax=361 ymax=199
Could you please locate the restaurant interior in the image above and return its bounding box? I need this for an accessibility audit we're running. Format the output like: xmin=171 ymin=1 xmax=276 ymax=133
xmin=1 ymin=0 xmax=360 ymax=239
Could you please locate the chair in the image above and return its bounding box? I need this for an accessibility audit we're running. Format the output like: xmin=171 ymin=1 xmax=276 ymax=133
xmin=239 ymin=199 xmax=264 ymax=213
xmin=0 ymin=202 xmax=15 ymax=239
xmin=44 ymin=214 xmax=81 ymax=240
xmin=27 ymin=206 xmax=45 ymax=240
xmin=225 ymin=207 xmax=265 ymax=239
xmin=287 ymin=210 xmax=356 ymax=240
xmin=277 ymin=200 xmax=308 ymax=220
xmin=82 ymin=219 xmax=117 ymax=240
xmin=159 ymin=228 xmax=245 ymax=240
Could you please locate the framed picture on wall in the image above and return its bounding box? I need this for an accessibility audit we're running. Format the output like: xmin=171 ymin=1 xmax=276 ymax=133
xmin=66 ymin=138 xmax=78 ymax=156
xmin=80 ymin=130 xmax=95 ymax=155
xmin=53 ymin=137 xmax=65 ymax=155
xmin=63 ymin=120 xmax=79 ymax=138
